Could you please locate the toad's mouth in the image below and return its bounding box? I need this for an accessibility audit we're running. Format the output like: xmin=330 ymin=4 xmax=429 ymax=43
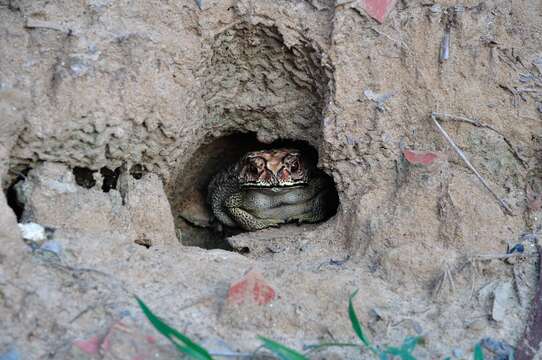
xmin=240 ymin=181 xmax=307 ymax=189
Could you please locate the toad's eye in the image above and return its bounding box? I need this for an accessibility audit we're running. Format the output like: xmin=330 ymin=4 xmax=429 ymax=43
xmin=249 ymin=158 xmax=264 ymax=174
xmin=290 ymin=160 xmax=299 ymax=172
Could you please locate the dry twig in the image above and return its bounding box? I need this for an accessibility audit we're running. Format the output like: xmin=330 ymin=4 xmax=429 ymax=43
xmin=430 ymin=112 xmax=514 ymax=216
xmin=432 ymin=259 xmax=460 ymax=299
xmin=432 ymin=251 xmax=528 ymax=300
xmin=370 ymin=27 xmax=410 ymax=51
xmin=432 ymin=112 xmax=527 ymax=168
xmin=470 ymin=252 xmax=537 ymax=261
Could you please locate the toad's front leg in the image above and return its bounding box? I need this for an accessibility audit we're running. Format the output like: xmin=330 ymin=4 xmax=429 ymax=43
xmin=224 ymin=193 xmax=285 ymax=231
xmin=286 ymin=186 xmax=331 ymax=224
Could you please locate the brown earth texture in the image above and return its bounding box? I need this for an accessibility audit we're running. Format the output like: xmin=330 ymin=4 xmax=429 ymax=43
xmin=1 ymin=0 xmax=542 ymax=359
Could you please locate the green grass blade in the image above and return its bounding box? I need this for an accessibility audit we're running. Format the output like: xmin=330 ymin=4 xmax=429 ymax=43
xmin=175 ymin=343 xmax=211 ymax=359
xmin=383 ymin=346 xmax=416 ymax=360
xmin=474 ymin=343 xmax=484 ymax=360
xmin=384 ymin=346 xmax=403 ymax=355
xmin=258 ymin=336 xmax=309 ymax=360
xmin=169 ymin=336 xmax=213 ymax=360
xmin=136 ymin=297 xmax=213 ymax=360
xmin=348 ymin=290 xmax=375 ymax=352
xmin=401 ymin=336 xmax=424 ymax=353
xmin=400 ymin=353 xmax=417 ymax=360
xmin=303 ymin=342 xmax=360 ymax=353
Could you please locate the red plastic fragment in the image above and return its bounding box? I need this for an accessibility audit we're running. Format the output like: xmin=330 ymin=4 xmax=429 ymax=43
xmin=73 ymin=321 xmax=121 ymax=355
xmin=74 ymin=336 xmax=101 ymax=355
xmin=145 ymin=335 xmax=157 ymax=344
xmin=227 ymin=270 xmax=276 ymax=305
xmin=402 ymin=149 xmax=439 ymax=165
xmin=361 ymin=0 xmax=398 ymax=23
xmin=73 ymin=320 xmax=161 ymax=358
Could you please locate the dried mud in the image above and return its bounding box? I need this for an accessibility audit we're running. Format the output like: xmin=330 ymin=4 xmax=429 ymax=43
xmin=1 ymin=0 xmax=542 ymax=358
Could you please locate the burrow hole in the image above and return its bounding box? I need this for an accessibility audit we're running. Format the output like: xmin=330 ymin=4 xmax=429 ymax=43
xmin=73 ymin=164 xmax=145 ymax=191
xmin=73 ymin=166 xmax=124 ymax=192
xmin=170 ymin=132 xmax=339 ymax=251
xmin=5 ymin=167 xmax=30 ymax=222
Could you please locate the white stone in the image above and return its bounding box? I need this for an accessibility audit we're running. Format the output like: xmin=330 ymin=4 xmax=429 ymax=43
xmin=18 ymin=222 xmax=46 ymax=242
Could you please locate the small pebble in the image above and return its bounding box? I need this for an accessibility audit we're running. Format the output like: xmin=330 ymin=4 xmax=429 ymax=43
xmin=18 ymin=222 xmax=46 ymax=243
xmin=430 ymin=4 xmax=441 ymax=13
xmin=454 ymin=5 xmax=464 ymax=12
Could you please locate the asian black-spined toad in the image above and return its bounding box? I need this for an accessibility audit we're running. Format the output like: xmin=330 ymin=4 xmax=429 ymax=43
xmin=207 ymin=148 xmax=333 ymax=231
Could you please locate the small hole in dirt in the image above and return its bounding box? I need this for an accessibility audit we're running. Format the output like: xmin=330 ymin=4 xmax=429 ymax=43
xmin=5 ymin=168 xmax=30 ymax=222
xmin=238 ymin=247 xmax=250 ymax=254
xmin=171 ymin=132 xmax=339 ymax=251
xmin=130 ymin=164 xmax=145 ymax=179
xmin=73 ymin=167 xmax=96 ymax=189
xmin=134 ymin=238 xmax=152 ymax=249
xmin=100 ymin=167 xmax=121 ymax=192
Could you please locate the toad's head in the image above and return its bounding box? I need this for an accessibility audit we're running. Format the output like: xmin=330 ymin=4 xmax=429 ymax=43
xmin=238 ymin=148 xmax=310 ymax=188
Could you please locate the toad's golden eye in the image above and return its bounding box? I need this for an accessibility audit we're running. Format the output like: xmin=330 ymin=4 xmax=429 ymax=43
xmin=249 ymin=157 xmax=265 ymax=174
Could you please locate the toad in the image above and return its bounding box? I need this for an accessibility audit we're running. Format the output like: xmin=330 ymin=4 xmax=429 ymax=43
xmin=208 ymin=148 xmax=334 ymax=231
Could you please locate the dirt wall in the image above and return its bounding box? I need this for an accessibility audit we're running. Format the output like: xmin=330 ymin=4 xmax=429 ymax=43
xmin=1 ymin=0 xmax=541 ymax=358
